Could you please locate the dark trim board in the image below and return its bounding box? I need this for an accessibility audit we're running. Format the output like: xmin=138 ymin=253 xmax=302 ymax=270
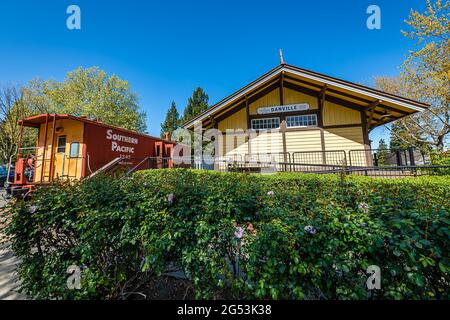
xmin=212 ymin=101 xmax=246 ymax=125
xmin=361 ymin=111 xmax=371 ymax=148
xmin=323 ymin=124 xmax=363 ymax=129
xmin=324 ymin=94 xmax=386 ymax=119
xmin=283 ymin=80 xmax=320 ymax=101
xmin=284 ymin=76 xmax=410 ymax=116
xmin=183 ymin=64 xmax=428 ymax=129
xmin=283 ymin=80 xmax=395 ymax=121
xmin=326 ymin=89 xmax=410 ymax=115
xmin=282 ymin=64 xmax=427 ymax=109
xmin=206 ymin=74 xmax=414 ymax=138
xmin=228 ymin=124 xmax=363 ymax=132
xmin=245 ymin=96 xmax=250 ymax=129
xmin=184 ymin=66 xmax=285 ymax=127
xmin=279 ymin=73 xmax=288 ymax=164
xmin=317 ymin=92 xmax=326 ymax=157
xmin=284 ymin=74 xmax=323 ymax=90
xmin=211 ymin=77 xmax=403 ymax=131
xmin=204 ymin=77 xmax=282 ymax=127
xmin=285 ymin=126 xmax=322 ymax=132
xmin=248 ymin=78 xmax=282 ymax=105
xmin=219 ymin=126 xmax=325 ymax=134
xmin=249 ymin=109 xmax=319 ymax=121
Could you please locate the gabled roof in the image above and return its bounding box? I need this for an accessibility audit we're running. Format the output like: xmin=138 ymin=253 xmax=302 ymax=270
xmin=183 ymin=64 xmax=429 ymax=129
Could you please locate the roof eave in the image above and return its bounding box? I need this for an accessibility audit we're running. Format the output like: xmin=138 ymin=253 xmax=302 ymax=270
xmin=282 ymin=65 xmax=429 ymax=112
xmin=182 ymin=65 xmax=429 ymax=129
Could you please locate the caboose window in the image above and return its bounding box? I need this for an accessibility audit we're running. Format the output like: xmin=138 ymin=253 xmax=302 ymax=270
xmin=69 ymin=142 xmax=80 ymax=158
xmin=57 ymin=136 xmax=67 ymax=153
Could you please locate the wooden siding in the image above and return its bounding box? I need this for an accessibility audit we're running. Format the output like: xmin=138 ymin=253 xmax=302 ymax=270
xmin=35 ymin=119 xmax=84 ymax=182
xmin=323 ymin=101 xmax=362 ymax=126
xmin=324 ymin=127 xmax=367 ymax=166
xmin=283 ymin=87 xmax=318 ymax=109
xmin=218 ymin=108 xmax=247 ymax=131
xmin=249 ymin=131 xmax=283 ymax=155
xmin=211 ymin=77 xmax=370 ymax=167
xmin=218 ymin=132 xmax=248 ymax=157
xmin=219 ymin=131 xmax=284 ymax=157
xmin=248 ymin=87 xmax=319 ymax=116
xmin=285 ymin=130 xmax=322 ymax=153
xmin=249 ymin=89 xmax=280 ymax=115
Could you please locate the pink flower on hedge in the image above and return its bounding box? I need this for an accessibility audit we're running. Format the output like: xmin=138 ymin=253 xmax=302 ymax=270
xmin=235 ymin=227 xmax=244 ymax=239
xmin=167 ymin=193 xmax=176 ymax=203
xmin=267 ymin=191 xmax=275 ymax=197
xmin=304 ymin=225 xmax=317 ymax=235
xmin=28 ymin=205 xmax=38 ymax=214
xmin=358 ymin=202 xmax=369 ymax=214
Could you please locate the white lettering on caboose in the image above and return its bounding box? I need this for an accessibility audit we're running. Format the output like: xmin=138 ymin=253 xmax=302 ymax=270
xmin=106 ymin=129 xmax=138 ymax=154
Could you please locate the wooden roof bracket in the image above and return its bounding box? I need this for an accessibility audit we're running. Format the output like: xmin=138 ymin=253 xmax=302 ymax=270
xmin=208 ymin=115 xmax=217 ymax=129
xmin=367 ymin=99 xmax=381 ymax=131
xmin=319 ymin=84 xmax=328 ymax=106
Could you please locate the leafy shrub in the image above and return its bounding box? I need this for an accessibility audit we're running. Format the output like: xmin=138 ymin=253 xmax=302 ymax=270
xmin=2 ymin=170 xmax=449 ymax=299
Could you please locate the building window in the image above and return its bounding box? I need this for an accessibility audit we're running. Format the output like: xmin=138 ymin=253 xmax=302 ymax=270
xmin=286 ymin=114 xmax=318 ymax=128
xmin=57 ymin=136 xmax=67 ymax=153
xmin=251 ymin=117 xmax=280 ymax=130
xmin=69 ymin=142 xmax=80 ymax=158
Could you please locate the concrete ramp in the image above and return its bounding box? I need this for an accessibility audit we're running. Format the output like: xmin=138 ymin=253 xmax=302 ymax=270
xmin=0 ymin=191 xmax=28 ymax=300
xmin=0 ymin=242 xmax=27 ymax=300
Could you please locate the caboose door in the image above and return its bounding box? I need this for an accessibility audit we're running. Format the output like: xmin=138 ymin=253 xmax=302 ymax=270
xmin=53 ymin=135 xmax=67 ymax=179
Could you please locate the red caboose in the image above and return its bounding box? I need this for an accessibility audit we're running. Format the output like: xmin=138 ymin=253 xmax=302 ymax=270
xmin=12 ymin=114 xmax=174 ymax=195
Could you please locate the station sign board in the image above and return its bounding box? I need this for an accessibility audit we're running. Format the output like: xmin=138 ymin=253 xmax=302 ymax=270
xmin=257 ymin=103 xmax=310 ymax=115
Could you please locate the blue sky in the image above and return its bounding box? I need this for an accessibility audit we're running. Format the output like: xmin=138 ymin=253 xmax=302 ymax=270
xmin=0 ymin=0 xmax=426 ymax=145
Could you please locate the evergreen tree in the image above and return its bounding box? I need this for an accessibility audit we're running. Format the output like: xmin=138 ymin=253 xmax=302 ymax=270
xmin=160 ymin=101 xmax=180 ymax=138
xmin=182 ymin=87 xmax=209 ymax=123
xmin=377 ymin=138 xmax=389 ymax=166
xmin=389 ymin=122 xmax=410 ymax=150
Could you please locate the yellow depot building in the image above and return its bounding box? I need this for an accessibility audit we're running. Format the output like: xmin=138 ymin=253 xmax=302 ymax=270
xmin=182 ymin=63 xmax=428 ymax=169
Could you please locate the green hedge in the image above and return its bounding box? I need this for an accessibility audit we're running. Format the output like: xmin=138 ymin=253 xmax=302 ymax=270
xmin=3 ymin=170 xmax=450 ymax=299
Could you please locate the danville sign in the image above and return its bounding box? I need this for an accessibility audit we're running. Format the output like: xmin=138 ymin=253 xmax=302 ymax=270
xmin=257 ymin=103 xmax=310 ymax=115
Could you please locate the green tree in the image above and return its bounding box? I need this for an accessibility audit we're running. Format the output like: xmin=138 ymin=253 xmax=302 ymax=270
xmin=375 ymin=0 xmax=449 ymax=151
xmin=160 ymin=101 xmax=180 ymax=138
xmin=0 ymin=85 xmax=36 ymax=164
xmin=377 ymin=138 xmax=389 ymax=166
xmin=182 ymin=87 xmax=209 ymax=123
xmin=23 ymin=67 xmax=147 ymax=132
xmin=389 ymin=122 xmax=410 ymax=150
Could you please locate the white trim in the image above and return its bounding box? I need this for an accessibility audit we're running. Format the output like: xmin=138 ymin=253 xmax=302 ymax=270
xmin=184 ymin=69 xmax=281 ymax=128
xmin=69 ymin=141 xmax=81 ymax=158
xmin=183 ymin=67 xmax=426 ymax=128
xmin=257 ymin=103 xmax=310 ymax=115
xmin=283 ymin=67 xmax=426 ymax=113
xmin=251 ymin=117 xmax=281 ymax=130
xmin=285 ymin=114 xmax=318 ymax=128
